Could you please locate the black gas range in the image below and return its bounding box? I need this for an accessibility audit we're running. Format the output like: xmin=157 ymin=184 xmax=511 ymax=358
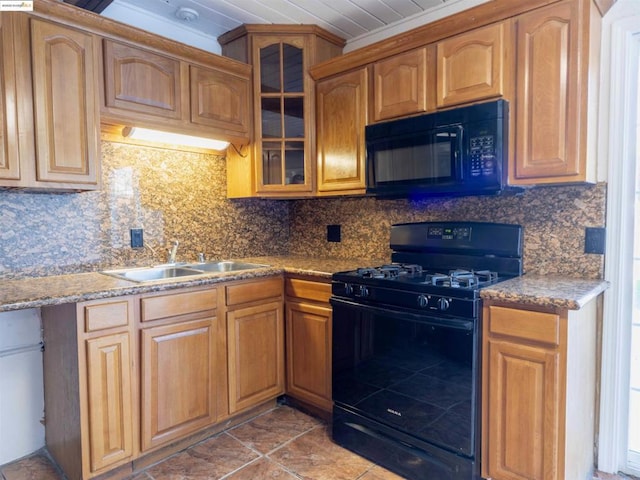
xmin=330 ymin=221 xmax=523 ymax=480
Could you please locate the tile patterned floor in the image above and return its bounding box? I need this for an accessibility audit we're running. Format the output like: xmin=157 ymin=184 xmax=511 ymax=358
xmin=0 ymin=405 xmax=636 ymax=480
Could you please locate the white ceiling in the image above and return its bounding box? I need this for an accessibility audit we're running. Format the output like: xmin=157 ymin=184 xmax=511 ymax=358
xmin=101 ymin=0 xmax=490 ymax=54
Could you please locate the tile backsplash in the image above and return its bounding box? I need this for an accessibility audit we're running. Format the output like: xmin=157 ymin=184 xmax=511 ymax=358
xmin=0 ymin=140 xmax=606 ymax=279
xmin=289 ymin=183 xmax=607 ymax=279
xmin=0 ymin=141 xmax=290 ymax=279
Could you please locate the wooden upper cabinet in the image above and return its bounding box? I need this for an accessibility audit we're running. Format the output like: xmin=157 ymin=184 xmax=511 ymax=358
xmin=372 ymin=47 xmax=433 ymax=122
xmin=30 ymin=19 xmax=100 ymax=187
xmin=103 ymin=40 xmax=184 ymax=120
xmin=0 ymin=13 xmax=101 ymax=190
xmin=0 ymin=15 xmax=20 ymax=181
xmin=436 ymin=22 xmax=509 ymax=108
xmin=190 ymin=65 xmax=250 ymax=136
xmin=511 ymin=0 xmax=597 ymax=184
xmin=316 ymin=68 xmax=368 ymax=195
xmin=219 ymin=25 xmax=344 ymax=198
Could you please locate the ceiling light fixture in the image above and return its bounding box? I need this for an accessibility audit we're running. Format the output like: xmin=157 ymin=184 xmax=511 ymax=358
xmin=122 ymin=126 xmax=229 ymax=150
xmin=175 ymin=6 xmax=199 ymax=22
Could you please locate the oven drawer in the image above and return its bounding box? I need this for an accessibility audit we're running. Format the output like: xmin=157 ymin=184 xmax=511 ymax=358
xmin=487 ymin=305 xmax=560 ymax=346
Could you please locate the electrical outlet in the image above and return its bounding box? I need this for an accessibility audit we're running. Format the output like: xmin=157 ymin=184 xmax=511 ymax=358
xmin=584 ymin=227 xmax=605 ymax=254
xmin=327 ymin=224 xmax=341 ymax=242
xmin=130 ymin=228 xmax=144 ymax=249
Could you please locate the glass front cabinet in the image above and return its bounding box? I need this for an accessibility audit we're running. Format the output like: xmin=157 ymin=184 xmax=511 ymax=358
xmin=220 ymin=26 xmax=344 ymax=198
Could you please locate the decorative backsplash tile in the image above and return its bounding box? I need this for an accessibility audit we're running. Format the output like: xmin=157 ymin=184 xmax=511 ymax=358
xmin=289 ymin=183 xmax=606 ymax=279
xmin=0 ymin=139 xmax=606 ymax=280
xmin=0 ymin=141 xmax=290 ymax=279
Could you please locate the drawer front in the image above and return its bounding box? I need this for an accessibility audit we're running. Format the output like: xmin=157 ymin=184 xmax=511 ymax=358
xmin=285 ymin=278 xmax=331 ymax=303
xmin=84 ymin=299 xmax=132 ymax=332
xmin=226 ymin=277 xmax=283 ymax=306
xmin=488 ymin=305 xmax=560 ymax=346
xmin=141 ymin=289 xmax=217 ymax=322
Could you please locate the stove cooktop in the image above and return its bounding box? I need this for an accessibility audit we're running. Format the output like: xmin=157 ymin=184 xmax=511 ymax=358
xmin=352 ymin=263 xmax=500 ymax=289
xmin=337 ymin=262 xmax=506 ymax=291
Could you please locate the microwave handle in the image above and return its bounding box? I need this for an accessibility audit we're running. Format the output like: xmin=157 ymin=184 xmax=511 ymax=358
xmin=453 ymin=125 xmax=464 ymax=180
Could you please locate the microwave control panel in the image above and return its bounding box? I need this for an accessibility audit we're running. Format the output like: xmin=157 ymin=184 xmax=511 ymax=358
xmin=469 ymin=135 xmax=496 ymax=177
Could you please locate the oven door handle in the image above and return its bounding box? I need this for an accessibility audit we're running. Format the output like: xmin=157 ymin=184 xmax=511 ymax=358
xmin=330 ymin=297 xmax=474 ymax=331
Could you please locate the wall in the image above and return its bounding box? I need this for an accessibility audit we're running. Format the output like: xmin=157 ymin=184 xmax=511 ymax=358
xmin=0 ymin=309 xmax=44 ymax=465
xmin=290 ymin=183 xmax=607 ymax=279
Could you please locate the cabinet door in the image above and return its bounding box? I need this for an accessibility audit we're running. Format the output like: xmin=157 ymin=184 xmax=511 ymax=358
xmin=512 ymin=0 xmax=585 ymax=183
xmin=485 ymin=338 xmax=560 ymax=480
xmin=436 ymin=22 xmax=507 ymax=108
xmin=30 ymin=19 xmax=100 ymax=187
xmin=141 ymin=318 xmax=216 ymax=451
xmin=373 ymin=47 xmax=431 ymax=122
xmin=316 ymin=68 xmax=367 ymax=194
xmin=285 ymin=301 xmax=332 ymax=411
xmin=0 ymin=15 xmax=20 ymax=181
xmin=253 ymin=36 xmax=312 ymax=194
xmin=103 ymin=39 xmax=184 ymax=120
xmin=85 ymin=332 xmax=134 ymax=472
xmin=190 ymin=65 xmax=250 ymax=137
xmin=227 ymin=300 xmax=284 ymax=413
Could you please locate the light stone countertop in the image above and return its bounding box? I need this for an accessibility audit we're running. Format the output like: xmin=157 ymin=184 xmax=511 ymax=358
xmin=0 ymin=256 xmax=387 ymax=313
xmin=0 ymin=256 xmax=607 ymax=312
xmin=480 ymin=274 xmax=609 ymax=310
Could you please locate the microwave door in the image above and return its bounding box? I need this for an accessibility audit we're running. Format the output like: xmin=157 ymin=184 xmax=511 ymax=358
xmin=369 ymin=125 xmax=462 ymax=187
xmin=433 ymin=127 xmax=462 ymax=181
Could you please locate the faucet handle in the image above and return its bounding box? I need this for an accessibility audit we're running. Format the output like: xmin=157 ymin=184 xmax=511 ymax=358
xmin=197 ymin=252 xmax=206 ymax=263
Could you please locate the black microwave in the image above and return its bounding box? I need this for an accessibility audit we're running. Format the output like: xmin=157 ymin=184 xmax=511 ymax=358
xmin=366 ymin=99 xmax=508 ymax=198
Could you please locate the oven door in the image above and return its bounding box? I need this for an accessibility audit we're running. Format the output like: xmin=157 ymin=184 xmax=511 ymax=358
xmin=331 ymin=296 xmax=480 ymax=462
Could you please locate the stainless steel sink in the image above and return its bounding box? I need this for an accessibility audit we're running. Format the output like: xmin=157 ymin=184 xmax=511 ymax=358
xmin=101 ymin=261 xmax=269 ymax=283
xmin=102 ymin=265 xmax=205 ymax=283
xmin=185 ymin=261 xmax=269 ymax=272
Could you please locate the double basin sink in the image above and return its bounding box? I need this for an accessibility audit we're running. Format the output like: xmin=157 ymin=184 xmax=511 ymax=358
xmin=101 ymin=261 xmax=269 ymax=283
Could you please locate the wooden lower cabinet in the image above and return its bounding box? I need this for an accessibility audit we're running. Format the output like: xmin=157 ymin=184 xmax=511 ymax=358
xmin=225 ymin=277 xmax=285 ymax=414
xmin=284 ymin=277 xmax=332 ymax=412
xmin=85 ymin=332 xmax=134 ymax=472
xmin=140 ymin=317 xmax=217 ymax=451
xmin=41 ymin=278 xmax=290 ymax=479
xmin=481 ymin=300 xmax=598 ymax=480
xmin=42 ymin=297 xmax=136 ymax=480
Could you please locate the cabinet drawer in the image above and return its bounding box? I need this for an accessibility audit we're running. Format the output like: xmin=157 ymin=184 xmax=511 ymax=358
xmin=285 ymin=278 xmax=331 ymax=303
xmin=141 ymin=289 xmax=217 ymax=322
xmin=226 ymin=277 xmax=283 ymax=306
xmin=488 ymin=305 xmax=560 ymax=346
xmin=84 ymin=299 xmax=132 ymax=332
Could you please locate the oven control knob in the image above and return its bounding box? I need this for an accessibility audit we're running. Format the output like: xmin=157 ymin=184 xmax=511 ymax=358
xmin=417 ymin=295 xmax=429 ymax=308
xmin=437 ymin=297 xmax=451 ymax=311
xmin=359 ymin=286 xmax=370 ymax=298
xmin=344 ymin=283 xmax=354 ymax=295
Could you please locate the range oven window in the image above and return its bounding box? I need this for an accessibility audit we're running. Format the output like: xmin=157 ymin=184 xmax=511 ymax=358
xmin=332 ymin=299 xmax=478 ymax=458
xmin=369 ymin=125 xmax=462 ymax=185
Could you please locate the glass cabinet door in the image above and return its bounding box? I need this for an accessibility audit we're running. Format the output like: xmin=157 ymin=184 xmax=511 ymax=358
xmin=255 ymin=38 xmax=309 ymax=190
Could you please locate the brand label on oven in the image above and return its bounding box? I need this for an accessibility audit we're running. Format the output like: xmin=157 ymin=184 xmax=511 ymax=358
xmin=387 ymin=408 xmax=402 ymax=417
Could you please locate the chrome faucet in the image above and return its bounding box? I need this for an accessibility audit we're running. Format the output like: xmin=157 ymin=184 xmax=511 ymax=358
xmin=167 ymin=240 xmax=179 ymax=264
